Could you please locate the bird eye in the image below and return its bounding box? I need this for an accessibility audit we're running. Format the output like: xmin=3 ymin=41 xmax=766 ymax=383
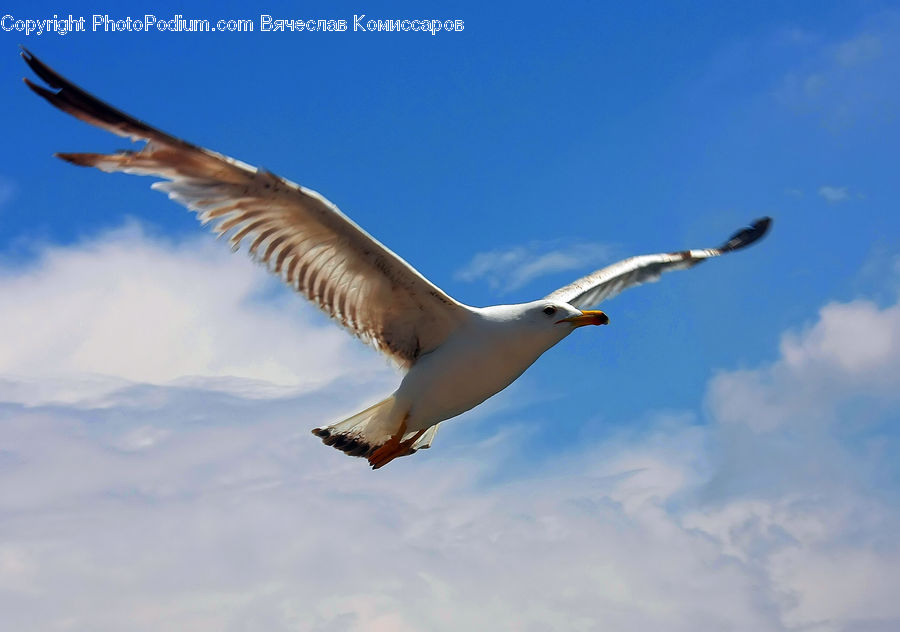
xmin=543 ymin=306 xmax=557 ymax=316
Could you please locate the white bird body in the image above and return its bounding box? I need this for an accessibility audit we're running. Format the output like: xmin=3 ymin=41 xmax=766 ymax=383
xmin=22 ymin=49 xmax=771 ymax=469
xmin=395 ymin=302 xmax=580 ymax=433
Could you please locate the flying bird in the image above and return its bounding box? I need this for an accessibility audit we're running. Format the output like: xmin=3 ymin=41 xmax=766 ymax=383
xmin=22 ymin=49 xmax=771 ymax=469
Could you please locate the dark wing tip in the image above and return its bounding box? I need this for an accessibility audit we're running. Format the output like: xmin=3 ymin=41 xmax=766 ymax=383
xmin=20 ymin=48 xmax=188 ymax=148
xmin=20 ymin=46 xmax=66 ymax=91
xmin=312 ymin=428 xmax=377 ymax=459
xmin=22 ymin=76 xmax=51 ymax=97
xmin=19 ymin=45 xmax=34 ymax=63
xmin=719 ymin=217 xmax=772 ymax=252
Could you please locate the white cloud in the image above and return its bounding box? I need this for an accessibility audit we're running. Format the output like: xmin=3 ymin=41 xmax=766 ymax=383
xmin=817 ymin=185 xmax=850 ymax=203
xmin=708 ymin=299 xmax=900 ymax=432
xmin=0 ymin=403 xmax=779 ymax=632
xmin=683 ymin=494 xmax=900 ymax=630
xmin=693 ymin=297 xmax=900 ymax=630
xmin=1 ymin=229 xmax=899 ymax=630
xmin=455 ymin=241 xmax=614 ymax=293
xmin=0 ymin=223 xmax=395 ymax=405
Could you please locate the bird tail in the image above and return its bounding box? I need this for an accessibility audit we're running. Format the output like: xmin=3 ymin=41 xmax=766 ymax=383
xmin=312 ymin=397 xmax=439 ymax=460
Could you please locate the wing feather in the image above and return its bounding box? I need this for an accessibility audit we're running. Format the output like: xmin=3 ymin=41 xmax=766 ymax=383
xmin=22 ymin=48 xmax=469 ymax=368
xmin=546 ymin=218 xmax=771 ymax=308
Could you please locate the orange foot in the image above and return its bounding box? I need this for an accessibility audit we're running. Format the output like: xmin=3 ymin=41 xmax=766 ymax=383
xmin=368 ymin=424 xmax=425 ymax=470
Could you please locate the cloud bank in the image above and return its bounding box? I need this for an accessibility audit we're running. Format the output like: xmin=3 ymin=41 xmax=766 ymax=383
xmin=0 ymin=224 xmax=394 ymax=406
xmin=1 ymin=228 xmax=898 ymax=631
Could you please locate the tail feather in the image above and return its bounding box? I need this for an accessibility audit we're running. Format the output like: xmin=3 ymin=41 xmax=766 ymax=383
xmin=313 ymin=396 xmax=399 ymax=459
xmin=412 ymin=424 xmax=438 ymax=450
xmin=312 ymin=396 xmax=440 ymax=464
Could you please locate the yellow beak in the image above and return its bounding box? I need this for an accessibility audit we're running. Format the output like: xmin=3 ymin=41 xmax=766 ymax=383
xmin=557 ymin=310 xmax=609 ymax=327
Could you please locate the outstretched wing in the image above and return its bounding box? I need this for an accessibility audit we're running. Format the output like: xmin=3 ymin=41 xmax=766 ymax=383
xmin=545 ymin=218 xmax=771 ymax=308
xmin=22 ymin=48 xmax=470 ymax=369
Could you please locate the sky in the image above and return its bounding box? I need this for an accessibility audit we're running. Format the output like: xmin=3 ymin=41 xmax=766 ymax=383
xmin=1 ymin=1 xmax=899 ymax=630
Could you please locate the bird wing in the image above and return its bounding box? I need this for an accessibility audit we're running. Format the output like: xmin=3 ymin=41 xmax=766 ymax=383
xmin=545 ymin=218 xmax=771 ymax=308
xmin=22 ymin=49 xmax=470 ymax=369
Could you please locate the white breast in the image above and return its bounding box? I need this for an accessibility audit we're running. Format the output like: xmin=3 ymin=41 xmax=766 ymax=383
xmin=395 ymin=307 xmax=570 ymax=431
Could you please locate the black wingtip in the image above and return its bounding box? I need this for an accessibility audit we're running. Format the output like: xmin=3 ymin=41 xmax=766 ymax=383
xmin=20 ymin=47 xmax=46 ymax=95
xmin=719 ymin=217 xmax=772 ymax=252
xmin=19 ymin=46 xmax=59 ymax=89
xmin=20 ymin=48 xmax=193 ymax=149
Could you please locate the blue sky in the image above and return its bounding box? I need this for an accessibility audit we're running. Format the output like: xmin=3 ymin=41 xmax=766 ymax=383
xmin=1 ymin=1 xmax=899 ymax=630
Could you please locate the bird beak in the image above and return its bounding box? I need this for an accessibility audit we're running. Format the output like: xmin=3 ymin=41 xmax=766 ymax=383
xmin=557 ymin=310 xmax=609 ymax=327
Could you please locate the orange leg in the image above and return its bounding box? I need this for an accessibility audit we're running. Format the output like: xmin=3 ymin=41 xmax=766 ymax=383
xmin=368 ymin=420 xmax=426 ymax=470
xmin=367 ymin=417 xmax=407 ymax=469
xmin=398 ymin=429 xmax=426 ymax=456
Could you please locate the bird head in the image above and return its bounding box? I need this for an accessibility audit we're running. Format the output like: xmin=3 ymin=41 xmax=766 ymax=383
xmin=532 ymin=302 xmax=609 ymax=329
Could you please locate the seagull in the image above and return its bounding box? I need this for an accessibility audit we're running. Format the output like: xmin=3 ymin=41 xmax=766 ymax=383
xmin=22 ymin=49 xmax=771 ymax=469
